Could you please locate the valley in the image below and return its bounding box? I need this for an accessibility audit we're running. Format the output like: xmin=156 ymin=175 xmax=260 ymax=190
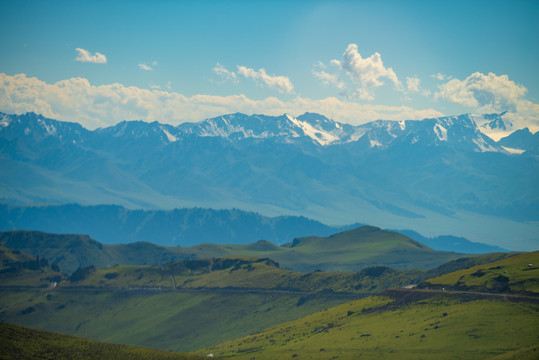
xmin=2 ymin=2 xmax=538 ymax=358
xmin=1 ymin=230 xmax=536 ymax=358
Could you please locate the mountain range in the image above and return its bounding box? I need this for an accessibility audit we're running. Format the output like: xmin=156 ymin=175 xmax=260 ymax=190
xmin=0 ymin=111 xmax=537 ymax=250
xmin=0 ymin=203 xmax=507 ymax=254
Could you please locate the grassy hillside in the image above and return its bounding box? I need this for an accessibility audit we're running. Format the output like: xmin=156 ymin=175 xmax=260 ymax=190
xmin=0 ymin=322 xmax=208 ymax=360
xmin=421 ymin=251 xmax=539 ymax=293
xmin=0 ymin=255 xmax=422 ymax=352
xmin=0 ymin=287 xmax=353 ymax=353
xmin=0 ymin=227 xmax=466 ymax=274
xmin=0 ymin=245 xmax=65 ymax=287
xmin=202 ymin=292 xmax=539 ymax=359
xmin=0 ymin=230 xmax=192 ymax=274
xmin=66 ymin=256 xmax=423 ymax=295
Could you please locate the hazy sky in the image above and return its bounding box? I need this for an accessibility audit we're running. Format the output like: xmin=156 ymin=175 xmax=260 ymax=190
xmin=1 ymin=0 xmax=538 ymax=128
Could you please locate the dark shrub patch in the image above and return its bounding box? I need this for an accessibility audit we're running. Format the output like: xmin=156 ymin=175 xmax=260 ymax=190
xmin=104 ymin=272 xmax=118 ymax=279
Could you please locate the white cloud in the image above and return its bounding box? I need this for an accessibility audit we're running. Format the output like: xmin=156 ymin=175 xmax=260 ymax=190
xmin=431 ymin=73 xmax=451 ymax=81
xmin=0 ymin=73 xmax=445 ymax=130
xmin=406 ymin=76 xmax=420 ymax=93
xmin=331 ymin=44 xmax=400 ymax=90
xmin=236 ymin=66 xmax=294 ymax=94
xmin=213 ymin=63 xmax=238 ymax=83
xmin=75 ymin=48 xmax=107 ymax=64
xmin=356 ymin=88 xmax=374 ymax=101
xmin=138 ymin=63 xmax=153 ymax=71
xmin=435 ymin=72 xmax=527 ymax=113
xmin=313 ymin=68 xmax=346 ymax=90
xmin=152 ymin=60 xmax=158 ymax=66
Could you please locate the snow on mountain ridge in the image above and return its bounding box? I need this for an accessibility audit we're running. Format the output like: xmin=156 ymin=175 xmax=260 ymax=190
xmin=0 ymin=111 xmax=512 ymax=152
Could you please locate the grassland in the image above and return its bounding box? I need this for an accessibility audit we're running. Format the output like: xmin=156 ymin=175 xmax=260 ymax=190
xmin=0 ymin=322 xmax=208 ymax=360
xmin=202 ymin=293 xmax=539 ymax=359
xmin=0 ymin=287 xmax=353 ymax=352
xmin=422 ymin=251 xmax=539 ymax=294
xmin=0 ymin=235 xmax=535 ymax=358
xmin=0 ymin=245 xmax=65 ymax=287
xmin=0 ymin=256 xmax=418 ymax=352
xmin=0 ymin=227 xmax=466 ymax=273
xmin=66 ymin=256 xmax=423 ymax=295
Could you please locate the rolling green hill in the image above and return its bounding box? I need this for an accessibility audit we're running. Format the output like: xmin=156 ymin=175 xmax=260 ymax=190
xmin=0 ymin=322 xmax=208 ymax=360
xmin=0 ymin=254 xmax=422 ymax=352
xmin=64 ymin=256 xmax=423 ymax=295
xmin=0 ymin=238 xmax=534 ymax=356
xmin=421 ymin=251 xmax=539 ymax=294
xmin=0 ymin=286 xmax=355 ymax=352
xmin=199 ymin=251 xmax=539 ymax=359
xmin=0 ymin=227 xmax=466 ymax=274
xmin=0 ymin=245 xmax=65 ymax=287
xmin=202 ymin=290 xmax=539 ymax=359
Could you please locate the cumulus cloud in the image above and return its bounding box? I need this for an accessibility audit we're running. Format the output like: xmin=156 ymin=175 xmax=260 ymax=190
xmin=138 ymin=63 xmax=153 ymax=71
xmin=75 ymin=48 xmax=107 ymax=64
xmin=332 ymin=44 xmax=400 ymax=90
xmin=406 ymin=76 xmax=420 ymax=93
xmin=0 ymin=73 xmax=446 ymax=129
xmin=236 ymin=66 xmax=294 ymax=94
xmin=435 ymin=72 xmax=527 ymax=112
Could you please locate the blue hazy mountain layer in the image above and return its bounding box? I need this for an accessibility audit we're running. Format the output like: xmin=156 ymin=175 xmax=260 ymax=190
xmin=0 ymin=111 xmax=537 ymax=250
xmin=497 ymin=127 xmax=539 ymax=154
xmin=395 ymin=229 xmax=508 ymax=254
xmin=0 ymin=203 xmax=505 ymax=254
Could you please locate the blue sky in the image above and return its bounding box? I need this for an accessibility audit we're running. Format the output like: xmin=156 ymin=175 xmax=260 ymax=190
xmin=1 ymin=0 xmax=538 ymax=129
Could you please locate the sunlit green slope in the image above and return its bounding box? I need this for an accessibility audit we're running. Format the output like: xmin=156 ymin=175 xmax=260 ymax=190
xmin=202 ymin=292 xmax=539 ymax=360
xmin=421 ymin=251 xmax=539 ymax=293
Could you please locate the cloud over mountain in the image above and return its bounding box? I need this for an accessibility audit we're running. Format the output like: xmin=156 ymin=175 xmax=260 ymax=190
xmin=435 ymin=72 xmax=526 ymax=112
xmin=0 ymin=73 xmax=443 ymax=129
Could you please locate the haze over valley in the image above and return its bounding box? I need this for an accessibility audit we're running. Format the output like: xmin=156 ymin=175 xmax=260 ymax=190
xmin=0 ymin=1 xmax=537 ymax=359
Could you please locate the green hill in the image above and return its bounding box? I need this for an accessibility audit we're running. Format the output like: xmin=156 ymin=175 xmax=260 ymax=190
xmin=199 ymin=251 xmax=539 ymax=359
xmin=0 ymin=245 xmax=65 ymax=287
xmin=0 ymin=227 xmax=466 ymax=274
xmin=65 ymin=256 xmax=423 ymax=295
xmin=420 ymin=251 xmax=539 ymax=294
xmin=202 ymin=290 xmax=539 ymax=359
xmin=0 ymin=284 xmax=354 ymax=352
xmin=0 ymin=254 xmax=423 ymax=352
xmin=0 ymin=322 xmax=208 ymax=360
xmin=278 ymin=226 xmax=464 ymax=271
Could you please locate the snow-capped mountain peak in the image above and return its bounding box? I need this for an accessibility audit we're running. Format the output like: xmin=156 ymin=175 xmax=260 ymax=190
xmin=177 ymin=112 xmax=352 ymax=145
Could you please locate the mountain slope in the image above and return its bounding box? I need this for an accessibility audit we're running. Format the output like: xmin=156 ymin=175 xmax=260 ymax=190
xmin=0 ymin=245 xmax=64 ymax=287
xmin=202 ymin=253 xmax=539 ymax=359
xmin=0 ymin=228 xmax=465 ymax=274
xmin=497 ymin=127 xmax=539 ymax=155
xmin=420 ymin=251 xmax=539 ymax=294
xmin=1 ymin=111 xmax=537 ymax=249
xmin=0 ymin=203 xmax=359 ymax=247
xmin=203 ymin=291 xmax=539 ymax=360
xmin=0 ymin=322 xmax=207 ymax=360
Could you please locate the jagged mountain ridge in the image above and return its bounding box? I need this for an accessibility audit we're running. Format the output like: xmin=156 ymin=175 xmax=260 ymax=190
xmin=0 ymin=111 xmax=508 ymax=151
xmin=1 ymin=111 xmax=537 ymax=250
